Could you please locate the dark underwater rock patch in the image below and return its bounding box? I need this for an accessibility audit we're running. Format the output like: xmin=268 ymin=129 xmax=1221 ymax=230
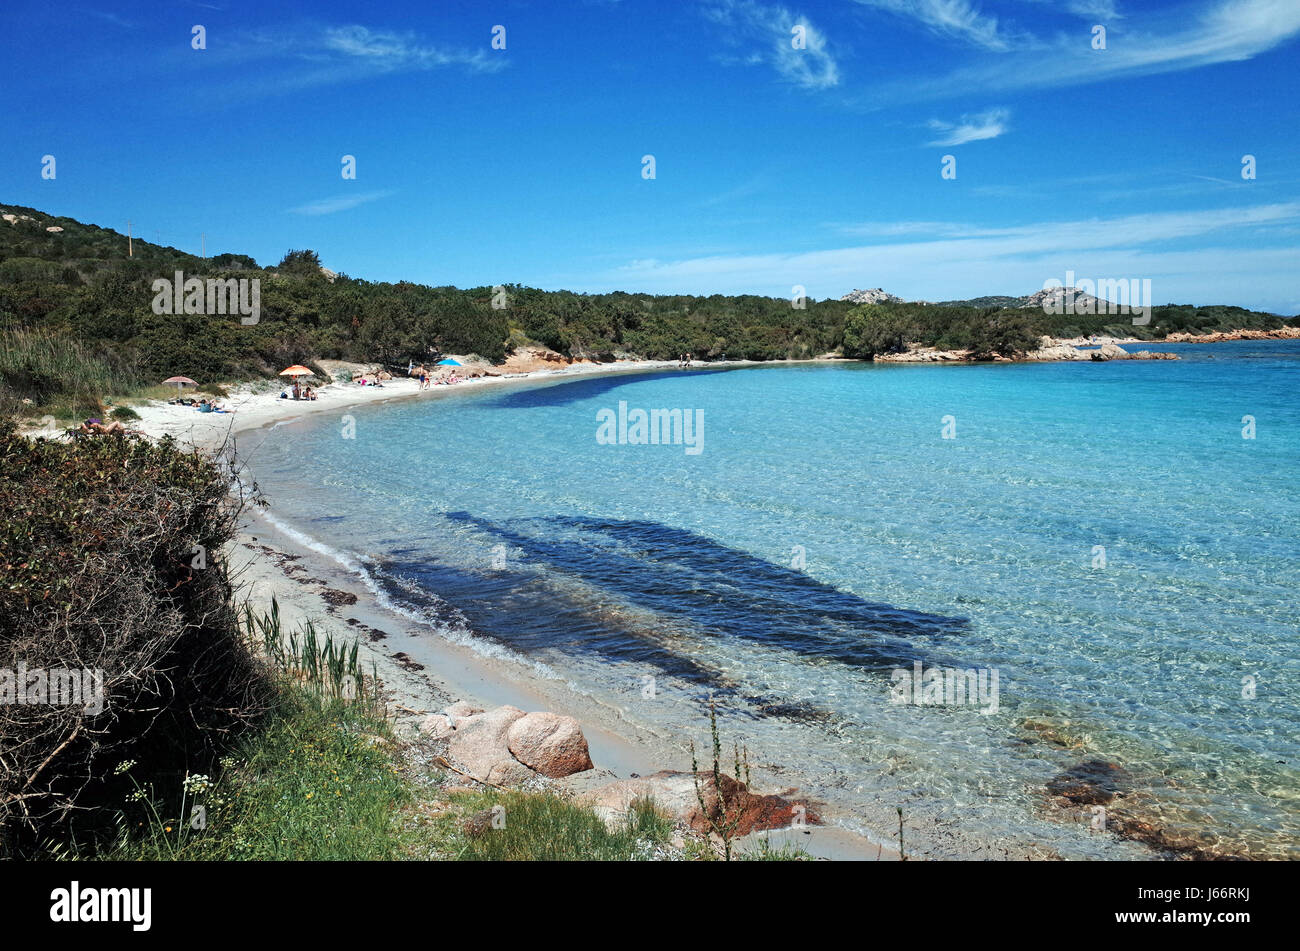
xmin=1046 ymin=759 xmax=1131 ymax=805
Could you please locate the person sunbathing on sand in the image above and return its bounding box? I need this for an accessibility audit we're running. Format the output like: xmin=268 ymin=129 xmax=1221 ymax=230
xmin=79 ymin=418 xmax=128 ymax=435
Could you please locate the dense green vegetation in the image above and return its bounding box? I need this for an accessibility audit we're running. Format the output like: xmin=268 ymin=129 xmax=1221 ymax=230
xmin=838 ymin=298 xmax=1296 ymax=359
xmin=99 ymin=687 xmax=410 ymax=861
xmin=2 ymin=202 xmax=1295 ymax=416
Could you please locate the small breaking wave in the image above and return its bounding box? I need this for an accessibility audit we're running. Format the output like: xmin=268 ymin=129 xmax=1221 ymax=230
xmin=255 ymin=509 xmax=562 ymax=681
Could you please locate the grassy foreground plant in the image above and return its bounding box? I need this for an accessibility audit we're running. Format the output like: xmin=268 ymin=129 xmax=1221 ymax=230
xmin=451 ymin=790 xmax=672 ymax=861
xmin=87 ymin=604 xmax=401 ymax=861
xmin=690 ymin=698 xmax=752 ymax=861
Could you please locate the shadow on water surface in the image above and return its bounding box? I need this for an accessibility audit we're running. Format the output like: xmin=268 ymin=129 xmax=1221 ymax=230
xmin=369 ymin=513 xmax=970 ymax=725
xmin=438 ymin=512 xmax=968 ymax=670
xmin=484 ymin=367 xmax=740 ymax=409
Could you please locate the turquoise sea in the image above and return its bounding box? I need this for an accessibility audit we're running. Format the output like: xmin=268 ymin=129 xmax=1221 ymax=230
xmin=249 ymin=340 xmax=1300 ymax=858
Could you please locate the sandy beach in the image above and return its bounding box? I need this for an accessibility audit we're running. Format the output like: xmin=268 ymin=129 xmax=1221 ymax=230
xmin=82 ymin=357 xmax=717 ymax=453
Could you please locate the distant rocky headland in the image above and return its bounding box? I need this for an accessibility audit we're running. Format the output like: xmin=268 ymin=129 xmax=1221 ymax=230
xmin=874 ymin=337 xmax=1179 ymax=364
xmin=841 ymin=285 xmax=1115 ymax=313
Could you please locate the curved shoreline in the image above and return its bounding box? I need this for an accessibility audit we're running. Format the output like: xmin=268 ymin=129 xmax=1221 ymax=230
xmin=216 ymin=360 xmax=1180 ymax=861
xmin=231 ymin=485 xmax=902 ymax=860
xmin=205 ymin=358 xmax=904 ymax=859
xmin=49 ymin=347 xmax=1275 ymax=859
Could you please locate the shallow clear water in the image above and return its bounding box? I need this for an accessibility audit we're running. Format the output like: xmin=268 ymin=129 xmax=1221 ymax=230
xmin=249 ymin=341 xmax=1300 ymax=858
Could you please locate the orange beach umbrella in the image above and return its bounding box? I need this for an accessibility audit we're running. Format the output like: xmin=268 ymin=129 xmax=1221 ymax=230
xmin=162 ymin=375 xmax=197 ymax=393
xmin=278 ymin=365 xmax=314 ymax=378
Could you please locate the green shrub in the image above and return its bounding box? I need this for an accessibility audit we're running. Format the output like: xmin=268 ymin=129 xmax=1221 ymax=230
xmin=0 ymin=329 xmax=131 ymax=417
xmin=964 ymin=310 xmax=1042 ymax=359
xmin=843 ymin=303 xmax=915 ymax=358
xmin=103 ymin=688 xmax=405 ymax=861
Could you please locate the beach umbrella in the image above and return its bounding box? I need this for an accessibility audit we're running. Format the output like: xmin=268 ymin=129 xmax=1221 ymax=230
xmin=278 ymin=365 xmax=314 ymax=378
xmin=436 ymin=358 xmax=462 ymax=366
xmin=162 ymin=375 xmax=197 ymax=394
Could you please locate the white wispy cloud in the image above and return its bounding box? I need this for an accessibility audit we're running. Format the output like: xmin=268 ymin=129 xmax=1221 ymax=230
xmin=576 ymin=202 xmax=1300 ymax=309
xmin=704 ymin=0 xmax=840 ymax=90
xmin=851 ymin=0 xmax=1022 ymax=51
xmin=832 ymin=220 xmax=1003 ymax=238
xmin=927 ymin=107 xmax=1009 ymax=145
xmin=871 ymin=0 xmax=1300 ymax=101
xmin=1066 ymin=0 xmax=1122 ymax=19
xmin=828 ymin=204 xmax=1300 ymax=247
xmin=83 ymin=9 xmax=136 ymax=29
xmin=319 ymin=25 xmax=499 ymax=72
xmin=702 ymin=171 xmax=775 ymax=206
xmin=182 ymin=23 xmax=505 ymax=100
xmin=288 ymin=190 xmax=394 ymax=216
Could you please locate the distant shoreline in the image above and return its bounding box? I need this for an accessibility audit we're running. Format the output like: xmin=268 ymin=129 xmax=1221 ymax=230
xmin=875 ymin=326 xmax=1300 ymax=364
xmin=20 ymin=330 xmax=1296 ymax=446
xmin=1055 ymin=325 xmax=1300 ymax=346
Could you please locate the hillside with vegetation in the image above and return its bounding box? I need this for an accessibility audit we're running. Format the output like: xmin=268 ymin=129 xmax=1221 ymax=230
xmin=2 ymin=202 xmax=1295 ymax=418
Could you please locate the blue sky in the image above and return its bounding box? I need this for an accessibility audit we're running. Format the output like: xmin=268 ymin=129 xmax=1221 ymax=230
xmin=3 ymin=0 xmax=1298 ymax=312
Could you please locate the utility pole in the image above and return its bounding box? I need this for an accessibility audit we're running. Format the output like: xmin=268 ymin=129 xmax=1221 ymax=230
xmin=127 ymin=220 xmax=133 ymax=257
xmin=201 ymin=233 xmax=206 ymax=259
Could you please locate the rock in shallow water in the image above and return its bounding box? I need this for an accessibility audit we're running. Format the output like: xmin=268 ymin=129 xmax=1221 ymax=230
xmin=1046 ymin=759 xmax=1131 ymax=805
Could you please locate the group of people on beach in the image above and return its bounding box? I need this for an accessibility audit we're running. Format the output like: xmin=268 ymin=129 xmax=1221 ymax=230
xmin=170 ymin=396 xmax=234 ymax=413
xmin=678 ymin=353 xmax=694 ymax=368
xmin=416 ymin=369 xmax=462 ymax=390
xmin=280 ymin=381 xmax=317 ymax=401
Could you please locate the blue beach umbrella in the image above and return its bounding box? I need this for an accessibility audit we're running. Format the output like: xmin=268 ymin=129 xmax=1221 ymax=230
xmin=436 ymin=358 xmax=462 ymax=366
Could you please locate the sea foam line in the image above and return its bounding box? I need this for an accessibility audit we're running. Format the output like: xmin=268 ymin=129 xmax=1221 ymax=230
xmin=253 ymin=510 xmax=562 ymax=681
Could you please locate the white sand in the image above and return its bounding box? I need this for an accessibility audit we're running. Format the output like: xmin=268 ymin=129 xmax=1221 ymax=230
xmin=123 ymin=357 xmax=713 ymax=451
